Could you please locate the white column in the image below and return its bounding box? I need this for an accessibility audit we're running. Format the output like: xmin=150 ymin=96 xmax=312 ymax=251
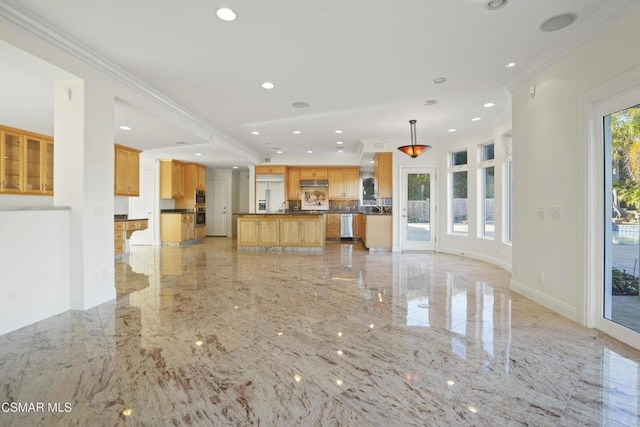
xmin=54 ymin=78 xmax=116 ymax=309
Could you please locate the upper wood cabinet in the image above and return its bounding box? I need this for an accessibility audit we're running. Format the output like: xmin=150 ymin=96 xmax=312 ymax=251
xmin=114 ymin=144 xmax=141 ymax=196
xmin=0 ymin=125 xmax=54 ymax=195
xmin=328 ymin=167 xmax=359 ymax=200
xmin=160 ymin=159 xmax=185 ymax=199
xmin=255 ymin=165 xmax=287 ymax=175
xmin=184 ymin=162 xmax=206 ymax=193
xmin=287 ymin=167 xmax=300 ymax=200
xmin=299 ymin=168 xmax=328 ymax=180
xmin=374 ymin=152 xmax=392 ymax=199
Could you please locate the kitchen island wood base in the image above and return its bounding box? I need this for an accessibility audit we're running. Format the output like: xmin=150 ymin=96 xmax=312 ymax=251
xmin=236 ymin=214 xmax=325 ymax=250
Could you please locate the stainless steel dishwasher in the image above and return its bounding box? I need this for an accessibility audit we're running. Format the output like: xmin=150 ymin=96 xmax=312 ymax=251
xmin=340 ymin=213 xmax=353 ymax=239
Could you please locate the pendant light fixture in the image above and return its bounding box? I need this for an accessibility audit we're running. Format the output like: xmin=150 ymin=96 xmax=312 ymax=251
xmin=398 ymin=119 xmax=431 ymax=158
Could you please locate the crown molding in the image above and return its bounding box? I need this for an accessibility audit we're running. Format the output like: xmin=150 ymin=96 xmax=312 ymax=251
xmin=0 ymin=2 xmax=260 ymax=163
xmin=505 ymin=0 xmax=639 ymax=94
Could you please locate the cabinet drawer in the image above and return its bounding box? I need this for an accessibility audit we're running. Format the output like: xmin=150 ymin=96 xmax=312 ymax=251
xmin=125 ymin=220 xmax=138 ymax=231
xmin=114 ymin=222 xmax=125 ymax=232
xmin=136 ymin=219 xmax=148 ymax=230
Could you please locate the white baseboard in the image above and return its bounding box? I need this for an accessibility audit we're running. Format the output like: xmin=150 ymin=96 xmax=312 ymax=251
xmin=510 ymin=279 xmax=581 ymax=323
xmin=0 ymin=302 xmax=69 ymax=336
xmin=438 ymin=249 xmax=511 ymax=272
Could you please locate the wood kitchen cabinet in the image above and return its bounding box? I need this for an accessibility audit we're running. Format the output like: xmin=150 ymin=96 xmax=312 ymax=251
xmin=161 ymin=213 xmax=195 ymax=244
xmin=363 ymin=214 xmax=392 ymax=250
xmin=255 ymin=165 xmax=287 ymax=175
xmin=325 ymin=213 xmax=341 ymax=239
xmin=160 ymin=159 xmax=186 ymax=199
xmin=287 ymin=167 xmax=300 ymax=200
xmin=114 ymin=144 xmax=141 ymax=196
xmin=353 ymin=213 xmax=362 ymax=239
xmin=299 ymin=168 xmax=328 ymax=180
xmin=184 ymin=162 xmax=206 ymax=193
xmin=280 ymin=216 xmax=324 ymax=246
xmin=237 ymin=216 xmax=280 ymax=246
xmin=328 ymin=167 xmax=359 ymax=200
xmin=0 ymin=125 xmax=54 ymax=195
xmin=374 ymin=152 xmax=392 ymax=199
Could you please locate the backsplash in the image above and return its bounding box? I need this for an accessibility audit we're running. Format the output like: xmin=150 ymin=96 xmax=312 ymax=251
xmin=287 ymin=199 xmax=391 ymax=213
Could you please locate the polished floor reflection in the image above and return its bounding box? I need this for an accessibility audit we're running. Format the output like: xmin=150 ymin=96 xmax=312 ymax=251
xmin=2 ymin=238 xmax=640 ymax=426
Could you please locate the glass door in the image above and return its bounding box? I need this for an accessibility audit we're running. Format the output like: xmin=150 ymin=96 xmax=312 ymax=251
xmin=605 ymin=104 xmax=640 ymax=334
xmin=1 ymin=130 xmax=23 ymax=192
xmin=401 ymin=168 xmax=436 ymax=251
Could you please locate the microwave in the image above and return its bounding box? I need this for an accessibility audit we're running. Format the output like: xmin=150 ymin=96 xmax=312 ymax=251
xmin=195 ymin=190 xmax=206 ymax=205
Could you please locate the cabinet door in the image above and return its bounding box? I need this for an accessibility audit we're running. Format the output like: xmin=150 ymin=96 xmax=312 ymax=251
xmin=237 ymin=218 xmax=259 ymax=245
xmin=343 ymin=168 xmax=360 ymax=199
xmin=353 ymin=214 xmax=362 ymax=238
xmin=1 ymin=130 xmax=23 ymax=192
xmin=287 ymin=168 xmax=300 ymax=200
xmin=42 ymin=140 xmax=54 ymax=194
xmin=197 ymin=165 xmax=206 ymax=191
xmin=280 ymin=217 xmax=301 ymax=246
xmin=114 ymin=146 xmax=129 ymax=194
xmin=259 ymin=218 xmax=280 ymax=245
xmin=301 ymin=217 xmax=323 ymax=246
xmin=328 ymin=169 xmax=344 ymax=199
xmin=24 ymin=136 xmax=43 ymax=193
xmin=326 ymin=213 xmax=340 ymax=239
xmin=375 ymin=152 xmax=392 ymax=198
xmin=127 ymin=150 xmax=140 ymax=196
xmin=173 ymin=162 xmax=185 ymax=198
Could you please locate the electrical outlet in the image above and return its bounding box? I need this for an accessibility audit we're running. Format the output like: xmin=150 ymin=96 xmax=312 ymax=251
xmin=539 ymin=272 xmax=545 ymax=284
xmin=551 ymin=206 xmax=563 ymax=218
xmin=536 ymin=207 xmax=545 ymax=218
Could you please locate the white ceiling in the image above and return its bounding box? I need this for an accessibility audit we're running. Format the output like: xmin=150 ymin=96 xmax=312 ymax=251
xmin=0 ymin=0 xmax=637 ymax=168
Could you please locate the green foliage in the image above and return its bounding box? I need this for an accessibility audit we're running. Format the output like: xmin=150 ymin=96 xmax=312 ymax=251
xmin=612 ymin=267 xmax=639 ymax=295
xmin=612 ymin=106 xmax=640 ymax=209
xmin=407 ymin=174 xmax=430 ymax=200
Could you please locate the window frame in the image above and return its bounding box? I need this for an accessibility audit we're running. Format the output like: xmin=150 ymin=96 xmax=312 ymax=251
xmin=479 ymin=141 xmax=495 ymax=240
xmin=449 ymin=148 xmax=469 ymax=236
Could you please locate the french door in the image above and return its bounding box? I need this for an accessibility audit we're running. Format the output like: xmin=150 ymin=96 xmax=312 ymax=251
xmin=598 ymin=90 xmax=640 ymax=348
xmin=400 ymin=167 xmax=436 ymax=251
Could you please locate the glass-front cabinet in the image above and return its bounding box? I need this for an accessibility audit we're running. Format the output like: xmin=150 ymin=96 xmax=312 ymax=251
xmin=0 ymin=125 xmax=54 ymax=195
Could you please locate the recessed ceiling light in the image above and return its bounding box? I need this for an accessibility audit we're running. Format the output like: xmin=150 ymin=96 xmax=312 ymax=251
xmin=335 ymin=130 xmax=343 ymax=134
xmin=337 ymin=149 xmax=344 ymax=153
xmin=307 ymin=150 xmax=313 ymax=154
xmin=292 ymin=102 xmax=310 ymax=108
xmin=276 ymin=150 xmax=283 ymax=154
xmin=261 ymin=82 xmax=274 ymax=90
xmin=216 ymin=7 xmax=237 ymax=21
xmin=432 ymin=77 xmax=447 ymax=85
xmin=422 ymin=99 xmax=438 ymax=106
xmin=174 ymin=141 xmax=189 ymax=145
xmin=472 ymin=117 xmax=482 ymax=122
xmin=194 ymin=153 xmax=202 ymax=156
xmin=370 ymin=160 xmax=375 ymax=164
xmin=336 ymin=141 xmax=344 ymax=145
xmin=251 ymin=131 xmax=260 ymax=135
xmin=505 ymin=62 xmax=517 ymax=68
xmin=540 ymin=13 xmax=577 ymax=32
xmin=119 ymin=125 xmax=131 ymax=130
xmin=483 ymin=102 xmax=496 ymax=108
xmin=293 ymin=130 xmax=301 ymax=134
xmin=448 ymin=129 xmax=457 ymax=133
xmin=486 ymin=0 xmax=507 ymax=11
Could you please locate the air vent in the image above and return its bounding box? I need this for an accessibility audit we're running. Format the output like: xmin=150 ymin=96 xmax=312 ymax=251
xmin=263 ymin=157 xmax=271 ymax=163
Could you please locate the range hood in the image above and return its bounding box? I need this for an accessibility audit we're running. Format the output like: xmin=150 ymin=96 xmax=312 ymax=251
xmin=300 ymin=179 xmax=329 ymax=188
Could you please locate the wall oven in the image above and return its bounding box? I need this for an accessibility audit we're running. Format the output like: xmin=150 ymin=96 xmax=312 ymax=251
xmin=195 ymin=207 xmax=206 ymax=226
xmin=195 ymin=190 xmax=206 ymax=205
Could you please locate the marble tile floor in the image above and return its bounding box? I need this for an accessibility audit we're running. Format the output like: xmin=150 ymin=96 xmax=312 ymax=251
xmin=2 ymin=238 xmax=640 ymax=426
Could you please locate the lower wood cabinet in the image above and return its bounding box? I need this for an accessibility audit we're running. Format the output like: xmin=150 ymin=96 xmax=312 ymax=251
xmin=363 ymin=215 xmax=392 ymax=249
xmin=161 ymin=213 xmax=200 ymax=244
xmin=115 ymin=219 xmax=149 ymax=255
xmin=237 ymin=215 xmax=324 ymax=247
xmin=195 ymin=226 xmax=206 ymax=240
xmin=325 ymin=213 xmax=340 ymax=239
xmin=280 ymin=216 xmax=323 ymax=246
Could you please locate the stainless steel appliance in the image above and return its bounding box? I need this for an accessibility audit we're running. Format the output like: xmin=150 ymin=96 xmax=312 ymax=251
xmin=340 ymin=214 xmax=353 ymax=239
xmin=195 ymin=207 xmax=206 ymax=226
xmin=195 ymin=190 xmax=206 ymax=205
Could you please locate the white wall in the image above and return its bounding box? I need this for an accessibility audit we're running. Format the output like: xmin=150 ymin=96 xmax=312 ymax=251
xmin=0 ymin=209 xmax=70 ymax=335
xmin=511 ymin=5 xmax=640 ymax=324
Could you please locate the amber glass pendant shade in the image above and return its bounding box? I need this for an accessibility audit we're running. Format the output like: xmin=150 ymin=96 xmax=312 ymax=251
xmin=397 ymin=119 xmax=431 ymax=158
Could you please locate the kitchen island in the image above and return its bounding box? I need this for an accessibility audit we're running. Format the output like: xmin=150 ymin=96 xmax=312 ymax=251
xmin=235 ymin=213 xmax=325 ymax=250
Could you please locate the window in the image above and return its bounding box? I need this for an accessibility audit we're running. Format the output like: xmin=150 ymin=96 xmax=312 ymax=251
xmin=450 ymin=149 xmax=468 ymax=234
xmin=362 ymin=176 xmax=376 ymax=205
xmin=480 ymin=142 xmax=495 ymax=239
